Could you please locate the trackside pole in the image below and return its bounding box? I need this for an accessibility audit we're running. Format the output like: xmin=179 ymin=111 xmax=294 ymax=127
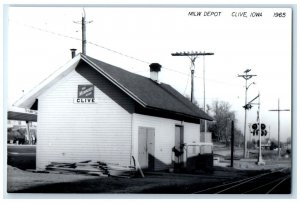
xmin=257 ymin=93 xmax=265 ymax=165
xmin=230 ymin=120 xmax=235 ymax=167
xmin=269 ymin=99 xmax=290 ymax=158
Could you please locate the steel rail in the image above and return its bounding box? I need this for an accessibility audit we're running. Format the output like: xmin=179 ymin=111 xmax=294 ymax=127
xmin=266 ymin=175 xmax=291 ymax=194
xmin=192 ymin=167 xmax=287 ymax=194
xmin=242 ymin=174 xmax=290 ymax=194
xmin=192 ymin=173 xmax=265 ymax=194
xmin=215 ymin=168 xmax=288 ymax=194
xmin=215 ymin=174 xmax=269 ymax=194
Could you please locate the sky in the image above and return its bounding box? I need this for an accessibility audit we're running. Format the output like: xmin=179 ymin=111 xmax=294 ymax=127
xmin=6 ymin=6 xmax=292 ymax=142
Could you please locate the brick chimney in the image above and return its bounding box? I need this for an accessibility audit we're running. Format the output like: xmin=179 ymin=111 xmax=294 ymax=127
xmin=149 ymin=63 xmax=161 ymax=83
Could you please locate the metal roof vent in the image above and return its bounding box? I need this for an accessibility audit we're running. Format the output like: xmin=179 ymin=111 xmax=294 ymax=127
xmin=70 ymin=49 xmax=77 ymax=59
xmin=149 ymin=63 xmax=162 ymax=83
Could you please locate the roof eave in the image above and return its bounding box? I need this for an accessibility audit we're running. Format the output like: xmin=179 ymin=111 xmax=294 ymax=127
xmin=14 ymin=54 xmax=81 ymax=108
xmin=146 ymin=106 xmax=213 ymax=121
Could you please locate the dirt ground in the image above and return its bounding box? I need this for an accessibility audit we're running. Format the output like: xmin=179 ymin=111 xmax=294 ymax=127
xmin=6 ymin=166 xmax=98 ymax=192
xmin=6 ymin=144 xmax=292 ymax=194
xmin=7 ymin=164 xmax=273 ymax=194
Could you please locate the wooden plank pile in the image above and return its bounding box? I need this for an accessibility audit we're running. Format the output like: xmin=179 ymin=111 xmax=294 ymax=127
xmin=45 ymin=160 xmax=137 ymax=178
xmin=106 ymin=164 xmax=136 ymax=178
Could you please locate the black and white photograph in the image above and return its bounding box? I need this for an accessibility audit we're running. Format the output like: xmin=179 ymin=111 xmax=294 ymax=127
xmin=3 ymin=1 xmax=296 ymax=198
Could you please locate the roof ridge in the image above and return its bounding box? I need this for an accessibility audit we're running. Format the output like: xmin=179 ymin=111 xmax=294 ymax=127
xmin=83 ymin=54 xmax=150 ymax=80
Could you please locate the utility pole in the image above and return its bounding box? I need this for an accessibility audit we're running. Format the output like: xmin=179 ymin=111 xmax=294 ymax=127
xmin=257 ymin=93 xmax=264 ymax=165
xmin=230 ymin=120 xmax=235 ymax=167
xmin=202 ymin=52 xmax=213 ymax=133
xmin=171 ymin=51 xmax=213 ymax=103
xmin=269 ymin=125 xmax=271 ymax=141
xmin=171 ymin=51 xmax=213 ymax=135
xmin=74 ymin=8 xmax=93 ymax=55
xmin=82 ymin=10 xmax=87 ymax=55
xmin=238 ymin=69 xmax=257 ymax=158
xmin=246 ymin=93 xmax=264 ymax=165
xmin=269 ymin=99 xmax=290 ymax=158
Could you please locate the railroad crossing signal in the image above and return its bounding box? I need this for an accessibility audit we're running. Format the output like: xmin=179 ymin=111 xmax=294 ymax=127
xmin=252 ymin=129 xmax=268 ymax=136
xmin=251 ymin=123 xmax=267 ymax=136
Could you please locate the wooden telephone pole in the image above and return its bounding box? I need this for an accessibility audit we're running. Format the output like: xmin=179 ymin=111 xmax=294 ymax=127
xmin=238 ymin=69 xmax=257 ymax=158
xmin=171 ymin=51 xmax=214 ymax=133
xmin=269 ymin=99 xmax=290 ymax=157
xmin=171 ymin=51 xmax=213 ymax=103
xmin=74 ymin=8 xmax=92 ymax=55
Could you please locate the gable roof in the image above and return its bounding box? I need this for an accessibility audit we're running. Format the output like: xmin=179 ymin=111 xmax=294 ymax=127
xmin=15 ymin=54 xmax=213 ymax=121
xmin=81 ymin=55 xmax=212 ymax=121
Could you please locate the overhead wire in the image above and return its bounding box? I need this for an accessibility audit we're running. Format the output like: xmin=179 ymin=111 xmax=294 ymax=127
xmin=87 ymin=41 xmax=151 ymax=65
xmin=10 ymin=20 xmax=240 ymax=88
xmin=183 ymin=71 xmax=191 ymax=95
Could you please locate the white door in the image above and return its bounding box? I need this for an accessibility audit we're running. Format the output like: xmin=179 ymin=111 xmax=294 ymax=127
xmin=138 ymin=127 xmax=155 ymax=170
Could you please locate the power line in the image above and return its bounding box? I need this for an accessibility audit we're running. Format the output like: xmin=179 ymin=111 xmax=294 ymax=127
xmin=88 ymin=41 xmax=150 ymax=64
xmin=10 ymin=20 xmax=240 ymax=88
xmin=10 ymin=20 xmax=150 ymax=65
xmin=183 ymin=71 xmax=191 ymax=95
xmin=10 ymin=20 xmax=81 ymax=41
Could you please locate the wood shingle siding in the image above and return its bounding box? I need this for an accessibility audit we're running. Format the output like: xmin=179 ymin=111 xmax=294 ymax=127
xmin=37 ymin=66 xmax=134 ymax=169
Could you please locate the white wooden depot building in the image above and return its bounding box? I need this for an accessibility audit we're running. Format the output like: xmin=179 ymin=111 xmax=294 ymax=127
xmin=15 ymin=54 xmax=213 ymax=171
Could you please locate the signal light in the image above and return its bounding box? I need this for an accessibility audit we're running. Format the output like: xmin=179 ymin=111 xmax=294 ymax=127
xmin=251 ymin=123 xmax=268 ymax=136
xmin=252 ymin=129 xmax=268 ymax=136
xmin=252 ymin=123 xmax=258 ymax=130
xmin=262 ymin=130 xmax=268 ymax=136
xmin=243 ymin=104 xmax=253 ymax=110
xmin=251 ymin=129 xmax=259 ymax=136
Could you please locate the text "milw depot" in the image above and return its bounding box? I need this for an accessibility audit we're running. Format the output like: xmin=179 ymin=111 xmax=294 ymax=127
xmin=188 ymin=11 xmax=221 ymax=17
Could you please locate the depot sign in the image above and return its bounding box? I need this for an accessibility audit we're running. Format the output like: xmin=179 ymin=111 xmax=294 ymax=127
xmin=74 ymin=85 xmax=96 ymax=103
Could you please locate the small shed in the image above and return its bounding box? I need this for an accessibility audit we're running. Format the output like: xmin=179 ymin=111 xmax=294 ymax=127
xmin=15 ymin=54 xmax=213 ymax=171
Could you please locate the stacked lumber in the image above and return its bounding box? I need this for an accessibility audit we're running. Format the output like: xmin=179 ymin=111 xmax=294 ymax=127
xmin=106 ymin=164 xmax=136 ymax=178
xmin=45 ymin=160 xmax=136 ymax=177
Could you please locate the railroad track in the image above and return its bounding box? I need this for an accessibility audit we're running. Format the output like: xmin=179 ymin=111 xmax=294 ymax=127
xmin=192 ymin=167 xmax=291 ymax=194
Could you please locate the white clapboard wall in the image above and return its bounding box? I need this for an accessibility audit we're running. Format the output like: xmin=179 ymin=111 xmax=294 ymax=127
xmin=37 ymin=66 xmax=134 ymax=169
xmin=132 ymin=113 xmax=200 ymax=171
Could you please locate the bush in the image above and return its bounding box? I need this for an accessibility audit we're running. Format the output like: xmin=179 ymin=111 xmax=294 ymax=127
xmin=7 ymin=128 xmax=26 ymax=144
xmin=270 ymin=141 xmax=278 ymax=150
